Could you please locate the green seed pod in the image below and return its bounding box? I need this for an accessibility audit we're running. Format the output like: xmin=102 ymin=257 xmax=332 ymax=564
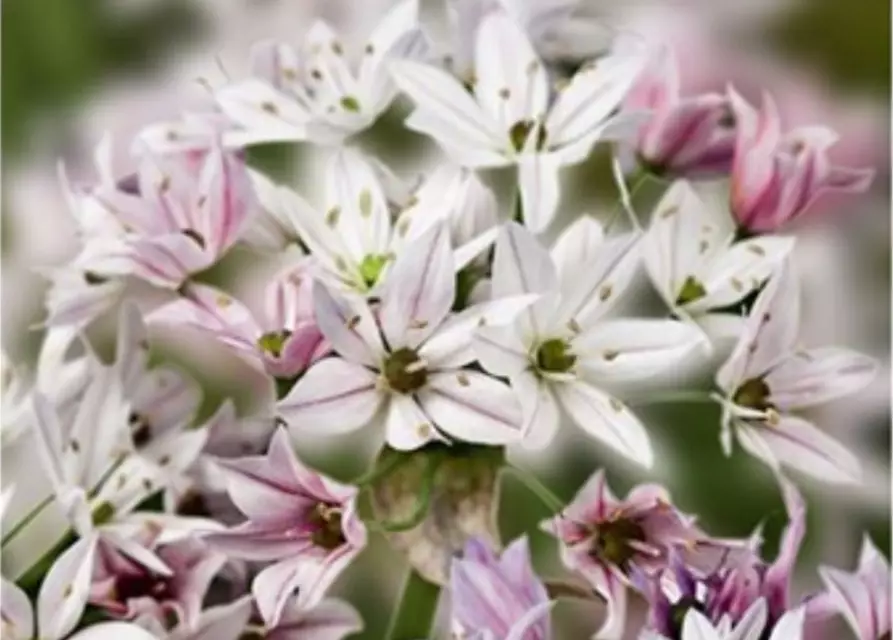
xmin=370 ymin=443 xmax=505 ymax=585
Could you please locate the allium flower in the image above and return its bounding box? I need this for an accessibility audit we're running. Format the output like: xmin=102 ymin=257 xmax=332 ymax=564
xmin=622 ymin=49 xmax=737 ymax=179
xmin=149 ymin=259 xmax=328 ymax=380
xmin=816 ymin=536 xmax=891 ymax=640
xmin=89 ymin=535 xmax=224 ymax=630
xmin=450 ymin=537 xmax=552 ymax=640
xmin=638 ymin=478 xmax=806 ymax=636
xmin=715 ymin=261 xmax=876 ymax=483
xmin=728 ymin=88 xmax=874 ymax=233
xmin=643 ymin=181 xmax=794 ymax=337
xmin=475 ymin=221 xmax=702 ymax=464
xmin=58 ymin=140 xmax=255 ymax=293
xmin=648 ymin=599 xmax=806 ymax=640
xmin=543 ymin=470 xmax=742 ymax=640
xmin=247 ymin=149 xmax=497 ymax=296
xmin=279 ymin=223 xmax=529 ymax=451
xmin=390 ymin=10 xmax=645 ymax=231
xmin=205 ymin=427 xmax=367 ymax=626
xmin=1 ymin=535 xmax=98 ymax=640
xmin=215 ymin=0 xmax=427 ymax=146
xmin=445 ymin=0 xmax=607 ymax=80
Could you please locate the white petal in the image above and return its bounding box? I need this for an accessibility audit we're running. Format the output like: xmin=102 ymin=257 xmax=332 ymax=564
xmin=575 ymin=319 xmax=703 ymax=382
xmin=681 ymin=609 xmax=723 ymax=640
xmin=492 ymin=222 xmax=558 ymax=338
xmin=2 ymin=578 xmax=33 ymax=640
xmin=552 ymin=232 xmax=640 ymax=330
xmin=313 ymin=283 xmax=384 ymax=367
xmin=545 ymin=51 xmax=645 ymax=154
xmin=474 ymin=323 xmax=531 ymax=377
xmin=68 ymin=622 xmax=158 ymax=640
xmin=767 ymin=607 xmax=805 ymax=640
xmin=390 ymin=60 xmax=503 ymax=158
xmin=818 ymin=566 xmax=881 ymax=640
xmin=551 ymin=215 xmax=605 ymax=289
xmin=517 ymin=154 xmax=562 ymax=233
xmin=384 ymin=394 xmax=441 ymax=451
xmin=690 ymin=236 xmax=795 ymax=313
xmin=278 ymin=358 xmax=383 ymax=435
xmin=38 ymin=534 xmax=98 ymax=640
xmin=514 ymin=370 xmax=560 ymax=450
xmin=216 ymin=79 xmax=309 ymax=143
xmin=717 ymin=260 xmax=800 ymax=393
xmin=326 ymin=148 xmax=392 ymax=261
xmin=419 ymin=295 xmax=537 ymax=368
xmin=379 ymin=224 xmax=455 ymax=349
xmin=473 ymin=11 xmax=548 ymax=132
xmin=764 ymin=348 xmax=877 ymax=410
xmin=418 ymin=371 xmax=523 ymax=445
xmin=728 ymin=599 xmax=768 ymax=640
xmin=555 ymin=380 xmax=653 ymax=467
xmin=643 ymin=180 xmax=724 ymax=308
xmin=736 ymin=416 xmax=861 ymax=485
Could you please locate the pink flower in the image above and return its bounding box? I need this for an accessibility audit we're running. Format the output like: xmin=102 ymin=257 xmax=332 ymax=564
xmin=85 ymin=144 xmax=256 ymax=289
xmin=450 ymin=537 xmax=552 ymax=640
xmin=542 ymin=470 xmax=744 ymax=640
xmin=728 ymin=88 xmax=874 ymax=233
xmin=816 ymin=536 xmax=891 ymax=640
xmin=149 ymin=260 xmax=328 ymax=380
xmin=624 ymin=49 xmax=736 ymax=179
xmin=265 ymin=599 xmax=363 ymax=640
xmin=89 ymin=534 xmax=225 ymax=630
xmin=205 ymin=427 xmax=366 ymax=627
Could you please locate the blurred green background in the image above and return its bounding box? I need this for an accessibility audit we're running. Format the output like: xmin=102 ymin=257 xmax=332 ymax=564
xmin=1 ymin=0 xmax=890 ymax=637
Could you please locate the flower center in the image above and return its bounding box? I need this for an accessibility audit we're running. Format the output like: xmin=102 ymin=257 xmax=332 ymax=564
xmin=257 ymin=330 xmax=293 ymax=358
xmin=733 ymin=377 xmax=774 ymax=412
xmin=309 ymin=502 xmax=347 ymax=550
xmin=536 ymin=339 xmax=576 ymax=373
xmin=508 ymin=120 xmax=547 ymax=153
xmin=115 ymin=571 xmax=174 ymax=605
xmin=675 ymin=276 xmax=707 ymax=306
xmin=359 ymin=254 xmax=390 ymax=289
xmin=384 ymin=348 xmax=428 ymax=393
xmin=591 ymin=517 xmax=645 ymax=568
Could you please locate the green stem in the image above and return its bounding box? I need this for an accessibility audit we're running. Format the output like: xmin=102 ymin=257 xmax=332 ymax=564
xmin=352 ymin=450 xmax=408 ymax=488
xmin=605 ymin=168 xmax=649 ymax=232
xmin=385 ymin=568 xmax=441 ymax=640
xmin=2 ymin=495 xmax=54 ymax=548
xmin=504 ymin=465 xmax=565 ymax=514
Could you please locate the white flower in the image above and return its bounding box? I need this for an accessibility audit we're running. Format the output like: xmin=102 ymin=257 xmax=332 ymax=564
xmin=278 ymin=223 xmax=532 ymax=451
xmin=715 ymin=260 xmax=876 ymax=484
xmin=445 ymin=0 xmax=608 ymax=80
xmin=1 ymin=534 xmax=98 ymax=640
xmin=474 ymin=221 xmax=703 ymax=466
xmin=390 ymin=9 xmax=646 ymax=232
xmin=647 ymin=599 xmax=806 ymax=640
xmin=247 ymin=148 xmax=498 ymax=295
xmin=643 ymin=181 xmax=794 ymax=341
xmin=215 ymin=0 xmax=427 ymax=146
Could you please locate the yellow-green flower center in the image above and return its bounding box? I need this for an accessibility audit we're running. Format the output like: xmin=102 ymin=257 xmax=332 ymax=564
xmin=592 ymin=517 xmax=646 ymax=568
xmin=359 ymin=254 xmax=390 ymax=289
xmin=733 ymin=377 xmax=774 ymax=412
xmin=536 ymin=339 xmax=576 ymax=373
xmin=675 ymin=276 xmax=707 ymax=306
xmin=257 ymin=330 xmax=292 ymax=358
xmin=384 ymin=348 xmax=427 ymax=393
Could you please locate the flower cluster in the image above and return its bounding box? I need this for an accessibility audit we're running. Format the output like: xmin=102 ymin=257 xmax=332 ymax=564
xmin=2 ymin=1 xmax=887 ymax=640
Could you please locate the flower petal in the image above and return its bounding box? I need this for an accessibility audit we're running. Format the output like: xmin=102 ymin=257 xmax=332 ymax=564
xmin=474 ymin=324 xmax=530 ymax=377
xmin=555 ymin=380 xmax=653 ymax=467
xmin=517 ymin=153 xmax=562 ymax=233
xmin=764 ymin=347 xmax=877 ymax=410
xmin=574 ymin=318 xmax=703 ymax=382
xmin=379 ymin=223 xmax=455 ymax=349
xmin=2 ymin=578 xmax=33 ymax=640
xmin=681 ymin=609 xmax=723 ymax=640
xmin=384 ymin=394 xmax=442 ymax=452
xmin=38 ymin=534 xmax=98 ymax=640
xmin=418 ymin=371 xmax=523 ymax=445
xmin=279 ymin=358 xmax=383 ymax=436
xmin=736 ymin=416 xmax=860 ymax=484
xmin=313 ymin=283 xmax=384 ymax=367
xmin=514 ymin=370 xmax=560 ymax=450
xmin=68 ymin=622 xmax=159 ymax=640
xmin=216 ymin=79 xmax=310 ymax=144
xmin=390 ymin=60 xmax=503 ymax=159
xmin=195 ymin=146 xmax=256 ymax=255
xmin=270 ymin=598 xmax=364 ymax=640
